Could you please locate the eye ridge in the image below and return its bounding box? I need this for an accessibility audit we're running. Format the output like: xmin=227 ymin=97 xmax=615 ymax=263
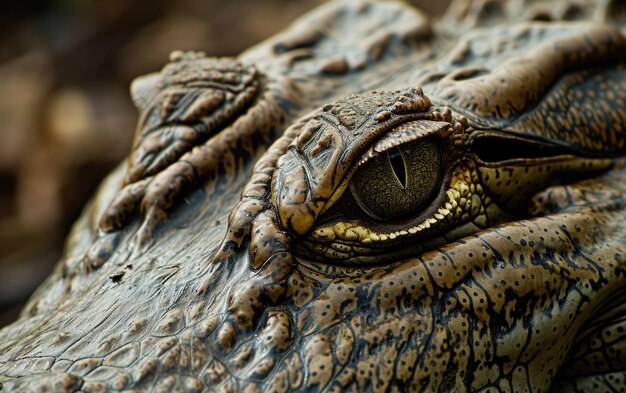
xmin=388 ymin=147 xmax=407 ymax=190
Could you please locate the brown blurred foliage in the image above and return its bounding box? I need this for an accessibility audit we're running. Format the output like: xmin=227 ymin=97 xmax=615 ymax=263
xmin=0 ymin=0 xmax=449 ymax=327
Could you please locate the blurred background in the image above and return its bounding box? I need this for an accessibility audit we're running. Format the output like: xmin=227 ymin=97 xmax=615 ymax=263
xmin=0 ymin=0 xmax=449 ymax=327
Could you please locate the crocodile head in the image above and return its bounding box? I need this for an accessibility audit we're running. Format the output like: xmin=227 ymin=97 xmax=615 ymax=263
xmin=2 ymin=1 xmax=626 ymax=392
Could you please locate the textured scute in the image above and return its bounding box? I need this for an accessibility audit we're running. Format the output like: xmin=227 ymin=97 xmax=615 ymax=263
xmin=126 ymin=54 xmax=261 ymax=184
xmin=414 ymin=22 xmax=626 ymax=153
xmin=2 ymin=0 xmax=626 ymax=392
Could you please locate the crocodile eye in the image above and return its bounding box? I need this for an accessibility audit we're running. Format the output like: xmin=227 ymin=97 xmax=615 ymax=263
xmin=349 ymin=138 xmax=442 ymax=220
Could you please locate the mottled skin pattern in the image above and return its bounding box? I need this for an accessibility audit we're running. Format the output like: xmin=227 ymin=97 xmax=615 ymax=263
xmin=2 ymin=0 xmax=626 ymax=392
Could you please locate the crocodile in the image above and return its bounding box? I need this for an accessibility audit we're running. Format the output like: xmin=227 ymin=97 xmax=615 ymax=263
xmin=2 ymin=0 xmax=626 ymax=391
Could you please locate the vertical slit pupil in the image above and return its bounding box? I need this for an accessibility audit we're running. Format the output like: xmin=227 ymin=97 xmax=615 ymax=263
xmin=388 ymin=147 xmax=407 ymax=189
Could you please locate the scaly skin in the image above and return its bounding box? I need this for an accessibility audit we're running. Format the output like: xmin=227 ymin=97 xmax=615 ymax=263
xmin=1 ymin=1 xmax=626 ymax=392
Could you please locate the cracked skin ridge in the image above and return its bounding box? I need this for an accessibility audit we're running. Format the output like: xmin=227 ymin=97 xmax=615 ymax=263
xmin=2 ymin=0 xmax=626 ymax=392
